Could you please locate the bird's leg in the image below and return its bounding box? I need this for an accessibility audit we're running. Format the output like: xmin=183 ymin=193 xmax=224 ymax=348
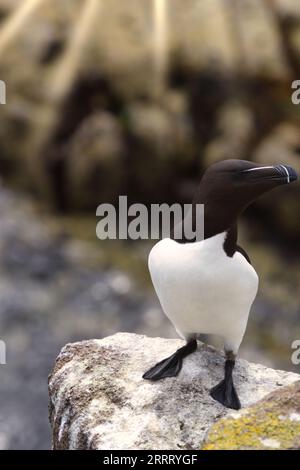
xmin=142 ymin=339 xmax=197 ymax=381
xmin=210 ymin=351 xmax=241 ymax=410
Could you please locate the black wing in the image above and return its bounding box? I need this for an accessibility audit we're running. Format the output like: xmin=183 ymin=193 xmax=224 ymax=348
xmin=236 ymin=244 xmax=252 ymax=265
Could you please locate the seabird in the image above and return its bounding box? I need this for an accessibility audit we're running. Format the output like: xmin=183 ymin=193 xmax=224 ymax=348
xmin=143 ymin=159 xmax=298 ymax=409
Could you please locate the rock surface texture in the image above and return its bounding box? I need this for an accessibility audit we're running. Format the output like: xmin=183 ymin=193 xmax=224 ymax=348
xmin=48 ymin=333 xmax=300 ymax=450
xmin=203 ymin=380 xmax=300 ymax=450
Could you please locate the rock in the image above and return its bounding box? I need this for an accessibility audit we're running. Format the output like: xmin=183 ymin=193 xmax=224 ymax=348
xmin=67 ymin=111 xmax=124 ymax=209
xmin=273 ymin=0 xmax=300 ymax=20
xmin=273 ymin=0 xmax=300 ymax=63
xmin=48 ymin=332 xmax=300 ymax=450
xmin=128 ymin=103 xmax=174 ymax=154
xmin=126 ymin=96 xmax=193 ymax=199
xmin=252 ymin=122 xmax=300 ymax=238
xmin=254 ymin=122 xmax=300 ymax=172
xmin=171 ymin=0 xmax=287 ymax=78
xmin=231 ymin=0 xmax=289 ymax=79
xmin=203 ymin=380 xmax=300 ymax=449
xmin=128 ymin=94 xmax=192 ymax=157
xmin=204 ymin=101 xmax=255 ymax=165
xmin=170 ymin=0 xmax=238 ymax=73
xmin=0 ymin=0 xmax=19 ymax=16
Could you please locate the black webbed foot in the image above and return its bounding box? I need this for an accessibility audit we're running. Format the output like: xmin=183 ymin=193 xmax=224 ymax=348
xmin=143 ymin=339 xmax=197 ymax=381
xmin=210 ymin=378 xmax=241 ymax=410
xmin=142 ymin=351 xmax=183 ymax=380
xmin=210 ymin=358 xmax=241 ymax=410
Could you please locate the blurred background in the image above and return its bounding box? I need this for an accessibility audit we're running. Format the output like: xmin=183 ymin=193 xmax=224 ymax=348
xmin=0 ymin=0 xmax=300 ymax=450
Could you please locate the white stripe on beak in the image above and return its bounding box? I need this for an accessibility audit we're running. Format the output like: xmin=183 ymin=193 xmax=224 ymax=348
xmin=279 ymin=164 xmax=290 ymax=183
xmin=242 ymin=166 xmax=274 ymax=172
xmin=242 ymin=164 xmax=291 ymax=183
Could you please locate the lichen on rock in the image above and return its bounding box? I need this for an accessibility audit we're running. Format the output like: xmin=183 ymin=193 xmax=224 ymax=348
xmin=48 ymin=332 xmax=300 ymax=450
xmin=203 ymin=380 xmax=300 ymax=450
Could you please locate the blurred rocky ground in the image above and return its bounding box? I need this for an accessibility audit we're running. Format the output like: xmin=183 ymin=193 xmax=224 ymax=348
xmin=0 ymin=183 xmax=174 ymax=449
xmin=0 ymin=0 xmax=300 ymax=450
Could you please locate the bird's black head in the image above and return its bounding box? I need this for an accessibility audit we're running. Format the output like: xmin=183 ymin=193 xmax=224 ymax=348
xmin=200 ymin=159 xmax=297 ymax=202
xmin=195 ymin=159 xmax=298 ymax=238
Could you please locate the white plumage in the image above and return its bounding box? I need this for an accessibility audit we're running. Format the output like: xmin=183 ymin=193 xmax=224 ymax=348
xmin=148 ymin=232 xmax=259 ymax=354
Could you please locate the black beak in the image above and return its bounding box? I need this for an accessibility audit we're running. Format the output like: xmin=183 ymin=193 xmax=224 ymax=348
xmin=241 ymin=164 xmax=298 ymax=184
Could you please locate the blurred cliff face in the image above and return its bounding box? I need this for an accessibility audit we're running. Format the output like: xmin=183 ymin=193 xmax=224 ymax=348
xmin=0 ymin=0 xmax=299 ymax=235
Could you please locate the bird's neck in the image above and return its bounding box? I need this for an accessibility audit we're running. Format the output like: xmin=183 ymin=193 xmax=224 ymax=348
xmin=203 ymin=204 xmax=238 ymax=238
xmin=171 ymin=202 xmax=239 ymax=252
xmin=187 ymin=180 xmax=242 ymax=240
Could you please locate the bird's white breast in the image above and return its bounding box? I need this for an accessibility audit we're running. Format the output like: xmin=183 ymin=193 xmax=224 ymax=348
xmin=148 ymin=233 xmax=259 ymax=352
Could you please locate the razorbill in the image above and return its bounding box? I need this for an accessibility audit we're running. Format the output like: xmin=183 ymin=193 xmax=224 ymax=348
xmin=143 ymin=159 xmax=297 ymax=410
